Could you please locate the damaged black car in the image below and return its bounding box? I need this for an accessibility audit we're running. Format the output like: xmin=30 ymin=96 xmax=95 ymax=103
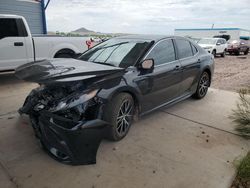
xmin=15 ymin=35 xmax=214 ymax=165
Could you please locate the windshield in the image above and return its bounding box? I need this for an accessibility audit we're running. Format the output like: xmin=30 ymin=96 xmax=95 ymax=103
xmin=78 ymin=38 xmax=152 ymax=68
xmin=198 ymin=39 xmax=217 ymax=45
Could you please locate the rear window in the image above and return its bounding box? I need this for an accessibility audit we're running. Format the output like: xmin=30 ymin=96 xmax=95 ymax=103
xmin=175 ymin=39 xmax=193 ymax=59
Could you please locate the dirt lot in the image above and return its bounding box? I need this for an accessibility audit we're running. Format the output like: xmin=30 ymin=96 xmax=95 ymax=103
xmin=212 ymin=54 xmax=250 ymax=92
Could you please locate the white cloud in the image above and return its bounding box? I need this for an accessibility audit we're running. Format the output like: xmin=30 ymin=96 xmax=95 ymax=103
xmin=45 ymin=0 xmax=250 ymax=34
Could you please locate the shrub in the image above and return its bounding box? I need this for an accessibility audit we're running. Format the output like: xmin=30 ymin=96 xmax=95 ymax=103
xmin=237 ymin=152 xmax=250 ymax=179
xmin=231 ymin=88 xmax=250 ymax=138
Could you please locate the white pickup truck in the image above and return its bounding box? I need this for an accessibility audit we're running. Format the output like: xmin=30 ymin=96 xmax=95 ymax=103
xmin=0 ymin=14 xmax=90 ymax=71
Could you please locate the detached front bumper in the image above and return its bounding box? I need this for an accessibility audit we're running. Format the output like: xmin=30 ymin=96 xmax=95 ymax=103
xmin=31 ymin=111 xmax=109 ymax=165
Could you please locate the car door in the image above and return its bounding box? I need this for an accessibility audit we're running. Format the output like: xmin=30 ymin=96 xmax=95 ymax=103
xmin=0 ymin=18 xmax=28 ymax=70
xmin=218 ymin=39 xmax=225 ymax=53
xmin=221 ymin=39 xmax=227 ymax=51
xmin=135 ymin=39 xmax=182 ymax=112
xmin=175 ymin=38 xmax=201 ymax=95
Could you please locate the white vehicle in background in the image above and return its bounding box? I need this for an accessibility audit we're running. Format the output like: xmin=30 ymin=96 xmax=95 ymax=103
xmin=197 ymin=38 xmax=227 ymax=57
xmin=0 ymin=14 xmax=90 ymax=71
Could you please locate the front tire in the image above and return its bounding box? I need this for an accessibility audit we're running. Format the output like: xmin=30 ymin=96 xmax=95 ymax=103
xmin=212 ymin=50 xmax=216 ymax=57
xmin=193 ymin=71 xmax=210 ymax=99
xmin=104 ymin=93 xmax=135 ymax=141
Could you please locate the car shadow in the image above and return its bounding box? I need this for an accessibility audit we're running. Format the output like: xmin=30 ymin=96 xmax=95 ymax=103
xmin=0 ymin=71 xmax=25 ymax=86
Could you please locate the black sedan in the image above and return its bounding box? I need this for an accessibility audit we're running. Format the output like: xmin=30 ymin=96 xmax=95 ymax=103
xmin=15 ymin=35 xmax=214 ymax=165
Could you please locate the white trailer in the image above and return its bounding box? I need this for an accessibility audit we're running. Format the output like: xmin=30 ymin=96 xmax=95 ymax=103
xmin=174 ymin=28 xmax=250 ymax=41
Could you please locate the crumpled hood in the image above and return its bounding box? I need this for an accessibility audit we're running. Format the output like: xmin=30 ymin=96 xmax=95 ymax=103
xmin=15 ymin=58 xmax=125 ymax=83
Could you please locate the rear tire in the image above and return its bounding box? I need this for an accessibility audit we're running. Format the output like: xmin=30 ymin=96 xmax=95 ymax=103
xmin=104 ymin=93 xmax=135 ymax=141
xmin=54 ymin=49 xmax=76 ymax=58
xmin=55 ymin=53 xmax=73 ymax=58
xmin=244 ymin=48 xmax=249 ymax=55
xmin=221 ymin=50 xmax=226 ymax=57
xmin=192 ymin=71 xmax=210 ymax=99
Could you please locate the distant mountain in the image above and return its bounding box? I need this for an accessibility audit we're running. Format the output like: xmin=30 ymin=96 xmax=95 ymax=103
xmin=72 ymin=27 xmax=95 ymax=34
xmin=70 ymin=27 xmax=130 ymax=37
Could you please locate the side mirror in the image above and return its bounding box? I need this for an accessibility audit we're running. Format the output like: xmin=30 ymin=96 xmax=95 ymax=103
xmin=216 ymin=42 xmax=221 ymax=46
xmin=141 ymin=59 xmax=154 ymax=70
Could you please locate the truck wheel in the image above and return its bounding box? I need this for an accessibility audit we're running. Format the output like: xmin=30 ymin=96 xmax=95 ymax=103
xmin=54 ymin=49 xmax=75 ymax=58
xmin=235 ymin=50 xmax=240 ymax=56
xmin=55 ymin=53 xmax=73 ymax=58
xmin=104 ymin=93 xmax=135 ymax=141
xmin=244 ymin=49 xmax=249 ymax=55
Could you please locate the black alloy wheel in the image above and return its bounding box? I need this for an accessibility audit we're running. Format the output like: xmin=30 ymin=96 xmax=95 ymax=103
xmin=116 ymin=99 xmax=133 ymax=137
xmin=193 ymin=72 xmax=210 ymax=99
xmin=104 ymin=93 xmax=134 ymax=141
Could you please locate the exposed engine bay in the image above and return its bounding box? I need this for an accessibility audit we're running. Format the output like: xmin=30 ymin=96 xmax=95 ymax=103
xmin=20 ymin=81 xmax=101 ymax=121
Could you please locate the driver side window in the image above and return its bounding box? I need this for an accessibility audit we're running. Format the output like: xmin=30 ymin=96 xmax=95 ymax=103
xmin=146 ymin=39 xmax=176 ymax=66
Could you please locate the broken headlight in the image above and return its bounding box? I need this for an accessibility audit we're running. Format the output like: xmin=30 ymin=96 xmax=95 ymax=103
xmin=50 ymin=89 xmax=99 ymax=121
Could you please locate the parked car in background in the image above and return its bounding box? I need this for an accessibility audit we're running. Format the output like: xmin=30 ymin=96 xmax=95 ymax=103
xmin=197 ymin=38 xmax=227 ymax=57
xmin=15 ymin=35 xmax=214 ymax=165
xmin=227 ymin=39 xmax=249 ymax=55
xmin=213 ymin=35 xmax=231 ymax=41
xmin=0 ymin=14 xmax=89 ymax=71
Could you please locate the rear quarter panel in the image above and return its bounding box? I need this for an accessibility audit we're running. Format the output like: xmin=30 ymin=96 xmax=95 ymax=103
xmin=191 ymin=45 xmax=214 ymax=91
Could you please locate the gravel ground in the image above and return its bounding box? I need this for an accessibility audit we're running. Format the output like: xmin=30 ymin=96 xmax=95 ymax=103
xmin=212 ymin=54 xmax=250 ymax=92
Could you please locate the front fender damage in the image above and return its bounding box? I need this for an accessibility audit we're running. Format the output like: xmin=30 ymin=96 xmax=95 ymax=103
xmin=35 ymin=112 xmax=109 ymax=165
xmin=19 ymin=86 xmax=111 ymax=165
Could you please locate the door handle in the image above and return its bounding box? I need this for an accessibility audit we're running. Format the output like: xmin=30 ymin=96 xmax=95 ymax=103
xmin=197 ymin=59 xmax=201 ymax=63
xmin=14 ymin=42 xmax=24 ymax=46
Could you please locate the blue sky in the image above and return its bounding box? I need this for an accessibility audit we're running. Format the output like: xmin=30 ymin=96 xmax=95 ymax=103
xmin=46 ymin=0 xmax=250 ymax=34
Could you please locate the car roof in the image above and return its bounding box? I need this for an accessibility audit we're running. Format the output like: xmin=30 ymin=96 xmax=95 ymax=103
xmin=115 ymin=34 xmax=183 ymax=42
xmin=0 ymin=14 xmax=24 ymax=19
xmin=213 ymin=37 xmax=226 ymax=40
xmin=200 ymin=38 xmax=217 ymax=40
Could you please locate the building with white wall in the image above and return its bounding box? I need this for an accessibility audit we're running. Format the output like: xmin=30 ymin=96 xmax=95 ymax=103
xmin=175 ymin=28 xmax=250 ymax=41
xmin=0 ymin=0 xmax=47 ymax=34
